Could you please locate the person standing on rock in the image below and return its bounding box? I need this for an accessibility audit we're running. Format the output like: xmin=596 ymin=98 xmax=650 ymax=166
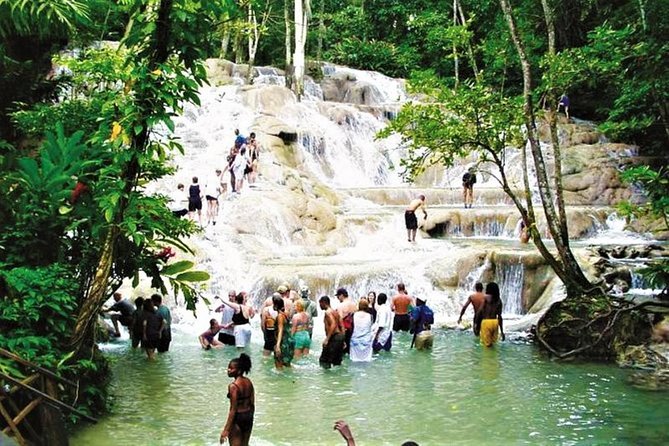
xmin=405 ymin=194 xmax=427 ymax=242
xmin=458 ymin=282 xmax=486 ymax=336
xmin=558 ymin=94 xmax=570 ymax=120
xmin=462 ymin=167 xmax=477 ymax=208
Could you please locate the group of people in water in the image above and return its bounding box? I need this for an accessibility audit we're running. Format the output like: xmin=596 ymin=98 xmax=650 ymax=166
xmin=199 ymin=282 xmax=440 ymax=369
xmin=168 ymin=129 xmax=260 ymax=226
xmin=101 ymin=292 xmax=172 ymax=360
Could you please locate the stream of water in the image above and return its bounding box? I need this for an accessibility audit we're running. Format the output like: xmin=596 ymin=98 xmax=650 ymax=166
xmin=72 ymin=329 xmax=668 ymax=446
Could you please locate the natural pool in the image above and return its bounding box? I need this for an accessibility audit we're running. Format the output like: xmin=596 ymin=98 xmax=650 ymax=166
xmin=72 ymin=329 xmax=669 ymax=446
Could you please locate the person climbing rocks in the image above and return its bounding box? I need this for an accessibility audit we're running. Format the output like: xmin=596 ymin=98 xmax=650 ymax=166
xmin=405 ymin=194 xmax=427 ymax=242
xmin=558 ymin=94 xmax=570 ymax=120
xmin=462 ymin=167 xmax=477 ymax=208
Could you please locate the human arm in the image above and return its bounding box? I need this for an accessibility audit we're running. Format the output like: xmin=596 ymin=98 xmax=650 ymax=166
xmin=323 ymin=312 xmax=333 ymax=346
xmin=497 ymin=304 xmax=505 ymax=341
xmin=220 ymin=383 xmax=238 ymax=444
xmin=334 ymin=420 xmax=356 ymax=446
xmin=275 ymin=313 xmax=284 ymax=355
xmin=143 ymin=319 xmax=148 ymax=341
xmin=458 ymin=298 xmax=472 ymax=324
xmin=219 ymin=299 xmax=241 ymax=312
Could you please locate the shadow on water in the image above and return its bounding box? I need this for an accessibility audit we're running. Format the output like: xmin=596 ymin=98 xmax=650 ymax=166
xmin=72 ymin=330 xmax=669 ymax=446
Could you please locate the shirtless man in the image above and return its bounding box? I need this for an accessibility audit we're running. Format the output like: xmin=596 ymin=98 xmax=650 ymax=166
xmin=319 ymin=296 xmax=346 ymax=368
xmin=391 ymin=283 xmax=414 ymax=332
xmin=405 ymin=194 xmax=427 ymax=242
xmin=457 ymin=282 xmax=486 ymax=336
xmin=336 ymin=288 xmax=357 ymax=354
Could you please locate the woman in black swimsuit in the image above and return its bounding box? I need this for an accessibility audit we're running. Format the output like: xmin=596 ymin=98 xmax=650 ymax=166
xmin=220 ymin=353 xmax=254 ymax=446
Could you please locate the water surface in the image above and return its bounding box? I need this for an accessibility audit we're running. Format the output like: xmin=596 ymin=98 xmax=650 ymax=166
xmin=72 ymin=329 xmax=668 ymax=446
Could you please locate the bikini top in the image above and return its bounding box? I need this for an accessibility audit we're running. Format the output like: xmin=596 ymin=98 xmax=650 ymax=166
xmin=227 ymin=382 xmax=252 ymax=402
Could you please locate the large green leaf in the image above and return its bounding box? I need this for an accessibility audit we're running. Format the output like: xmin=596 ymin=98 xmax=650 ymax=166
xmin=161 ymin=260 xmax=194 ymax=276
xmin=175 ymin=271 xmax=210 ymax=282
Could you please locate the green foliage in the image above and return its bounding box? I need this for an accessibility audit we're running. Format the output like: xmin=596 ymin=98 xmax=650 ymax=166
xmin=325 ymin=37 xmax=416 ymax=77
xmin=0 ymin=263 xmax=110 ymax=419
xmin=379 ymin=75 xmax=523 ymax=181
xmin=618 ymin=165 xmax=669 ymax=296
xmin=0 ymin=0 xmax=90 ymax=39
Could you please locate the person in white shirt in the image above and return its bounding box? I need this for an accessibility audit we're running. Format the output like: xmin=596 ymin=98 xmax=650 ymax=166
xmin=204 ymin=169 xmax=223 ymax=225
xmin=372 ymin=293 xmax=393 ymax=352
xmin=169 ymin=183 xmax=188 ymax=217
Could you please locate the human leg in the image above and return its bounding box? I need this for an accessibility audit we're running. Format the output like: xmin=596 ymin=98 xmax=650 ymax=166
xmin=110 ymin=314 xmax=121 ymax=336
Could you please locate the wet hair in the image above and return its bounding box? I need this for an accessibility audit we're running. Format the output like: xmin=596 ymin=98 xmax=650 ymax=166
xmin=249 ymin=132 xmax=256 ymax=138
xmin=358 ymin=299 xmax=369 ymax=311
xmin=397 ymin=283 xmax=406 ymax=292
xmin=418 ymin=194 xmax=425 ymax=201
xmin=377 ymin=293 xmax=388 ymax=305
xmin=192 ymin=176 xmax=198 ymax=183
xmin=151 ymin=294 xmax=162 ymax=305
xmin=235 ymin=293 xmax=245 ymax=304
xmin=336 ymin=287 xmax=348 ymax=297
xmin=475 ymin=282 xmax=483 ymax=292
xmin=240 ymin=147 xmax=246 ymax=155
xmin=367 ymin=291 xmax=376 ymax=299
xmin=234 ymin=128 xmax=240 ymax=135
xmin=401 ymin=442 xmax=419 ymax=446
xmin=485 ymin=282 xmax=501 ymax=304
xmin=273 ymin=295 xmax=285 ymax=311
xmin=134 ymin=296 xmax=145 ymax=308
xmin=231 ymin=353 xmax=252 ymax=375
xmin=319 ymin=295 xmax=330 ymax=305
xmin=209 ymin=318 xmax=218 ymax=328
xmin=295 ymin=300 xmax=304 ymax=312
xmin=177 ymin=183 xmax=184 ymax=190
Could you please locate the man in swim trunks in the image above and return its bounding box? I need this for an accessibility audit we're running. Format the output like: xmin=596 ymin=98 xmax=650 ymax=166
xmin=336 ymin=287 xmax=357 ymax=354
xmin=405 ymin=194 xmax=427 ymax=242
xmin=457 ymin=282 xmax=486 ymax=336
xmin=319 ymin=295 xmax=346 ymax=368
xmin=391 ymin=283 xmax=414 ymax=332
xmin=478 ymin=282 xmax=505 ymax=347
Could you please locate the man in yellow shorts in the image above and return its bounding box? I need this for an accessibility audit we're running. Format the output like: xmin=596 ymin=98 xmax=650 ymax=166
xmin=477 ymin=282 xmax=505 ymax=347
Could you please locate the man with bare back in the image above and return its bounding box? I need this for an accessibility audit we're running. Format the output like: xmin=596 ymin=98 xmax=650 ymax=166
xmin=405 ymin=194 xmax=427 ymax=242
xmin=457 ymin=282 xmax=486 ymax=336
xmin=392 ymin=283 xmax=414 ymax=332
xmin=319 ymin=295 xmax=346 ymax=368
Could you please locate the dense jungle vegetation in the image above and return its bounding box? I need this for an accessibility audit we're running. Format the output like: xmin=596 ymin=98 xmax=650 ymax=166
xmin=0 ymin=0 xmax=667 ymax=437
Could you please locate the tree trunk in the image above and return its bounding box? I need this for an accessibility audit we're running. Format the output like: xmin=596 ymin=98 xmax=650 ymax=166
xmin=284 ymin=0 xmax=292 ymax=67
xmin=220 ymin=26 xmax=231 ymax=59
xmin=455 ymin=0 xmax=480 ymax=79
xmin=246 ymin=5 xmax=258 ymax=84
xmin=316 ymin=0 xmax=324 ymax=61
xmin=498 ymin=0 xmax=593 ymax=296
xmin=70 ymin=0 xmax=175 ymax=356
xmin=293 ymin=0 xmax=309 ymax=99
xmin=452 ymin=0 xmax=459 ymax=89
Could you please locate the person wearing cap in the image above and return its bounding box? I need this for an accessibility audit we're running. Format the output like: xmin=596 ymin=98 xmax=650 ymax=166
xmin=300 ymin=285 xmax=318 ymax=338
xmin=405 ymin=194 xmax=427 ymax=243
xmin=336 ymin=288 xmax=356 ymax=354
xmin=275 ymin=284 xmax=295 ymax=318
xmin=410 ymin=296 xmax=434 ymax=350
xmin=319 ymin=295 xmax=346 ymax=368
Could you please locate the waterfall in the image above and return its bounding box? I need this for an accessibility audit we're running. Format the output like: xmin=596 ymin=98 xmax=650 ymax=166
xmin=496 ymin=258 xmax=525 ymax=315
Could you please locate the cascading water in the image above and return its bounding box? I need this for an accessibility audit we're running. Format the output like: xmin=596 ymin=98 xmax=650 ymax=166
xmin=495 ymin=259 xmax=525 ymax=315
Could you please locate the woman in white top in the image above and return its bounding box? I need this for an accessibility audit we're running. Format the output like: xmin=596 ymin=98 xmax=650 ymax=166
xmin=373 ymin=293 xmax=393 ymax=352
xmin=349 ymin=298 xmax=374 ymax=362
xmin=232 ymin=147 xmax=250 ymax=193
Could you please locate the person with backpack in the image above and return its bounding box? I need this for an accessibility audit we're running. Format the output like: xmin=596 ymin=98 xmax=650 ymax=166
xmin=410 ymin=296 xmax=434 ymax=350
xmin=462 ymin=167 xmax=477 ymax=208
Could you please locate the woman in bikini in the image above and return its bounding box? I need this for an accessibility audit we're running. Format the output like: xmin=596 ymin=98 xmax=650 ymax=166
xmin=220 ymin=353 xmax=254 ymax=446
xmin=291 ymin=300 xmax=312 ymax=360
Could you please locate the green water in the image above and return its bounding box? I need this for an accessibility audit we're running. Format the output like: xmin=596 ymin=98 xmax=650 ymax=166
xmin=72 ymin=330 xmax=668 ymax=446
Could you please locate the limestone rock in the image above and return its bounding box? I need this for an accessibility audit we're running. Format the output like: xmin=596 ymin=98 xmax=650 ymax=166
xmin=240 ymin=85 xmax=297 ymax=116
